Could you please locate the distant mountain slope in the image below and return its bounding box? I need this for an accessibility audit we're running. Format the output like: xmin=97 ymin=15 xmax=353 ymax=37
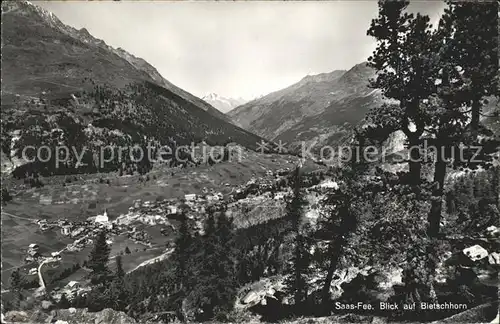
xmin=228 ymin=63 xmax=382 ymax=150
xmin=202 ymin=93 xmax=247 ymax=113
xmin=1 ymin=0 xmax=269 ymax=177
xmin=1 ymin=0 xmax=228 ymax=122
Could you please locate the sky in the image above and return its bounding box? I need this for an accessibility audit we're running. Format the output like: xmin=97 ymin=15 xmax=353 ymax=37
xmin=38 ymin=1 xmax=444 ymax=100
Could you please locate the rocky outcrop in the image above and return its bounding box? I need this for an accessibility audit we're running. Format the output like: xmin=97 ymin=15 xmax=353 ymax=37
xmin=235 ymin=276 xmax=287 ymax=310
xmin=4 ymin=311 xmax=30 ymax=323
xmin=234 ymin=266 xmax=404 ymax=312
xmin=4 ymin=308 xmax=137 ymax=324
xmin=430 ymin=301 xmax=499 ymax=323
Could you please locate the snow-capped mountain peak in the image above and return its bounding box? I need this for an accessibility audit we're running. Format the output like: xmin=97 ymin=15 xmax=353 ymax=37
xmin=202 ymin=93 xmax=248 ymax=113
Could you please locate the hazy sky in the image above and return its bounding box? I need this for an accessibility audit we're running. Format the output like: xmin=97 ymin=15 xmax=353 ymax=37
xmin=38 ymin=1 xmax=444 ymax=99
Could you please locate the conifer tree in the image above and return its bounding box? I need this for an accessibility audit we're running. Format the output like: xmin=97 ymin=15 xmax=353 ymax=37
xmin=319 ymin=139 xmax=369 ymax=311
xmin=58 ymin=293 xmax=70 ymax=309
xmin=87 ymin=231 xmax=111 ymax=285
xmin=10 ymin=268 xmax=23 ymax=309
xmin=285 ymin=164 xmax=309 ymax=313
xmin=443 ymin=1 xmax=498 ymax=131
xmin=366 ymin=0 xmax=437 ymax=185
xmin=187 ymin=211 xmax=237 ymax=321
xmin=173 ymin=205 xmax=191 ymax=291
xmin=115 ymin=255 xmax=125 ymax=280
xmin=425 ymin=0 xmax=499 ymax=239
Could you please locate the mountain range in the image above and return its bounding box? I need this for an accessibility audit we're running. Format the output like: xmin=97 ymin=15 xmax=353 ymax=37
xmin=1 ymin=0 xmax=267 ymax=169
xmin=1 ymin=0 xmax=233 ymax=122
xmin=202 ymin=93 xmax=247 ymax=114
xmin=228 ymin=63 xmax=382 ymax=151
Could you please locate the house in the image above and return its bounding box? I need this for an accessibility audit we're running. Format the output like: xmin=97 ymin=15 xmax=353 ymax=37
xmin=185 ymin=194 xmax=197 ymax=202
xmin=65 ymin=281 xmax=81 ymax=290
xmin=51 ymin=252 xmax=62 ymax=260
xmin=57 ymin=219 xmax=69 ymax=226
xmin=28 ymin=268 xmax=38 ymax=275
xmin=166 ymin=205 xmax=177 ymax=215
xmin=206 ymin=194 xmax=219 ymax=202
xmin=25 ymin=256 xmax=36 ymax=263
xmin=70 ymin=227 xmax=84 ymax=238
xmin=28 ymin=244 xmax=40 ymax=256
xmin=61 ymin=225 xmax=71 ymax=236
xmin=101 ymin=222 xmax=113 ymax=230
xmin=274 ymin=192 xmax=285 ymax=201
xmin=95 ymin=210 xmax=109 ymax=224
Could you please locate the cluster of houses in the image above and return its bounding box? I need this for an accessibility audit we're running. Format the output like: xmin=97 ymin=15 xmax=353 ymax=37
xmin=50 ymin=280 xmax=91 ymax=302
xmin=111 ymin=192 xmax=226 ymax=237
xmin=25 ymin=244 xmax=61 ymax=264
xmin=30 ymin=209 xmax=154 ymax=258
xmin=25 ymin=243 xmax=41 ymax=263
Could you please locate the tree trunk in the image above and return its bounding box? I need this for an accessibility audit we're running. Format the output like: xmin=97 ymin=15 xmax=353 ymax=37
xmin=320 ymin=237 xmax=344 ymax=312
xmin=470 ymin=98 xmax=481 ymax=131
xmin=321 ymin=202 xmax=353 ymax=312
xmin=493 ymin=166 xmax=499 ymax=209
xmin=408 ymin=135 xmax=422 ymax=186
xmin=428 ymin=155 xmax=447 ymax=238
xmin=292 ymin=224 xmax=304 ymax=308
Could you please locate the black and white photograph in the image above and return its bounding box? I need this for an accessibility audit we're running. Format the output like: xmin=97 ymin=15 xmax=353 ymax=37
xmin=1 ymin=0 xmax=499 ymax=323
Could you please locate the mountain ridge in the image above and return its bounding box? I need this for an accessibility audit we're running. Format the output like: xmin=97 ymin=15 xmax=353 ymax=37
xmin=1 ymin=0 xmax=229 ymax=122
xmin=1 ymin=0 xmax=271 ymax=178
xmin=227 ymin=62 xmax=380 ymax=150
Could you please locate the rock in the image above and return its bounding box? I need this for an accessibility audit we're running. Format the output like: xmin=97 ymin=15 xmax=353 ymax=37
xmin=370 ymin=316 xmax=387 ymax=324
xmin=235 ymin=276 xmax=286 ymax=310
xmin=94 ymin=308 xmax=136 ymax=324
xmin=4 ymin=310 xmax=29 ymax=322
xmin=50 ymin=308 xmax=136 ymax=324
xmin=431 ymin=301 xmax=499 ymax=323
xmin=463 ymin=245 xmax=488 ymax=262
xmin=242 ymin=291 xmax=260 ymax=305
xmin=487 ymin=252 xmax=500 ymax=265
xmin=28 ymin=310 xmax=51 ymax=323
xmin=374 ymin=268 xmax=403 ymax=290
xmin=486 ymin=225 xmax=500 ymax=238
xmin=41 ymin=300 xmax=53 ymax=310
